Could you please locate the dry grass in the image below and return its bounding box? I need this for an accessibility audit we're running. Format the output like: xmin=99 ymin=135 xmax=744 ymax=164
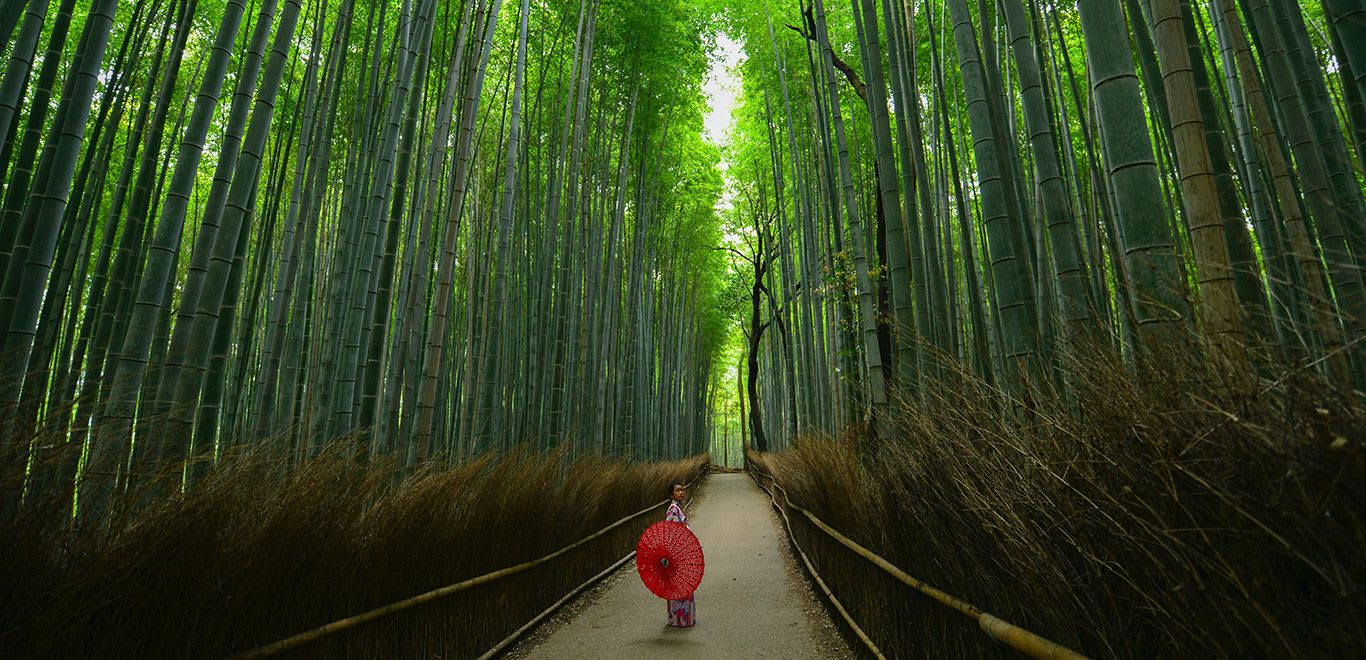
xmin=0 ymin=442 xmax=708 ymax=658
xmin=753 ymin=346 xmax=1365 ymax=657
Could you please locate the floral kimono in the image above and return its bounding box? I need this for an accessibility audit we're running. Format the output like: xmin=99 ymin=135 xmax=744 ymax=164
xmin=664 ymin=500 xmax=696 ymax=627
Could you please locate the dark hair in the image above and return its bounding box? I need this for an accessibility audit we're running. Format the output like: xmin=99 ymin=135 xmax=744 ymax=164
xmin=670 ymin=483 xmax=684 ymax=496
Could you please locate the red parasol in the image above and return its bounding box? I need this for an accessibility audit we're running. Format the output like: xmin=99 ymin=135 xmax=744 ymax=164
xmin=636 ymin=521 xmax=704 ymax=600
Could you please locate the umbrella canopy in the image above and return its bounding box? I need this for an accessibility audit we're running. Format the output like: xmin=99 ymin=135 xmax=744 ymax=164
xmin=636 ymin=521 xmax=704 ymax=600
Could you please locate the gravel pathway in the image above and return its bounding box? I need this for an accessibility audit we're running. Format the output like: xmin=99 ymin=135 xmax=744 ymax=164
xmin=512 ymin=472 xmax=852 ymax=659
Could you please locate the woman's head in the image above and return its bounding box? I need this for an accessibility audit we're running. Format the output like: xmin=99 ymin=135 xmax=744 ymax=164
xmin=670 ymin=483 xmax=685 ymax=502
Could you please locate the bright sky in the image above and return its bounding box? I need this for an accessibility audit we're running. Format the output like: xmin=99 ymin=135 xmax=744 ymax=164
xmin=703 ymin=33 xmax=745 ymax=145
xmin=703 ymin=33 xmax=745 ymax=213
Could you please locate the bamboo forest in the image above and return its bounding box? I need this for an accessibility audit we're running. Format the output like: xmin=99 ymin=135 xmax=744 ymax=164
xmin=0 ymin=0 xmax=1362 ymax=655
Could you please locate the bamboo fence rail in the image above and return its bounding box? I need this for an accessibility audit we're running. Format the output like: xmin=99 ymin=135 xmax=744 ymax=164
xmin=748 ymin=463 xmax=1087 ymax=660
xmin=235 ymin=470 xmax=709 ymax=658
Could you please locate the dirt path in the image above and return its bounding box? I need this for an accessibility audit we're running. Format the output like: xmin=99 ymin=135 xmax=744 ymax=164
xmin=517 ymin=472 xmax=852 ymax=659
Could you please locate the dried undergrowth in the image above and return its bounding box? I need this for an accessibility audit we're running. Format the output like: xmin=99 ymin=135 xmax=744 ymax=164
xmin=754 ymin=345 xmax=1364 ymax=657
xmin=0 ymin=443 xmax=707 ymax=657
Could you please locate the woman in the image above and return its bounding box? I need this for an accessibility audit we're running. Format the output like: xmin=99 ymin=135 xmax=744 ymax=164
xmin=664 ymin=483 xmax=695 ymax=627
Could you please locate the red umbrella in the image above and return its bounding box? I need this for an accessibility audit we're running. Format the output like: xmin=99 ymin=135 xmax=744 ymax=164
xmin=636 ymin=521 xmax=704 ymax=600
